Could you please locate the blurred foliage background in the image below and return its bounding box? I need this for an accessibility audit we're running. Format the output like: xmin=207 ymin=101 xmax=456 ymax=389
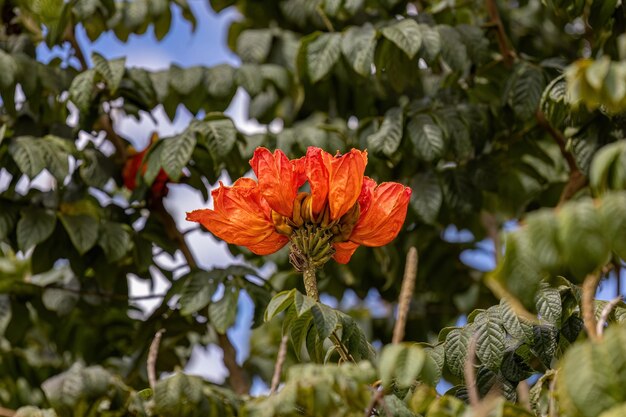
xmin=1 ymin=0 xmax=626 ymax=416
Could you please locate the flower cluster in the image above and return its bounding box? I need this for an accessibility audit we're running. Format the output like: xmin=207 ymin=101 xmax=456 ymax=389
xmin=187 ymin=147 xmax=411 ymax=268
xmin=122 ymin=133 xmax=170 ymax=198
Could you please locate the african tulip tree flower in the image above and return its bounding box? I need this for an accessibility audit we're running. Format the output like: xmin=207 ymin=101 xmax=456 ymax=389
xmin=123 ymin=133 xmax=170 ymax=198
xmin=186 ymin=147 xmax=411 ymax=268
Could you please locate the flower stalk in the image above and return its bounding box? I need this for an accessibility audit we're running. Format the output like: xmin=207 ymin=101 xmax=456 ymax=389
xmin=302 ymin=266 xmax=353 ymax=363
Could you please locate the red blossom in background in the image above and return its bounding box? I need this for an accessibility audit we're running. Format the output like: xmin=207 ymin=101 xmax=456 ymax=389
xmin=122 ymin=133 xmax=170 ymax=199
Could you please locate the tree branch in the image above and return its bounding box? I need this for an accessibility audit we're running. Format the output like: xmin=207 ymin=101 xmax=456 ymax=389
xmin=596 ymin=295 xmax=623 ymax=337
xmin=392 ymin=247 xmax=418 ymax=344
xmin=64 ymin=25 xmax=88 ymax=71
xmin=536 ymin=110 xmax=588 ymax=206
xmin=96 ymin=113 xmax=129 ymax=163
xmin=582 ymin=271 xmax=602 ymax=342
xmin=485 ymin=0 xmax=515 ymax=67
xmin=270 ymin=334 xmax=289 ymax=394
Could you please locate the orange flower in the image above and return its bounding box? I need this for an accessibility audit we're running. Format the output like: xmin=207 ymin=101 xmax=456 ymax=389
xmin=187 ymin=146 xmax=411 ymax=265
xmin=123 ymin=133 xmax=170 ymax=198
xmin=187 ymin=178 xmax=289 ymax=255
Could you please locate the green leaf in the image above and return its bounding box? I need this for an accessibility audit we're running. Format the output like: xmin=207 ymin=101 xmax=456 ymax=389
xmin=9 ymin=136 xmax=47 ymax=179
xmin=106 ymin=57 xmax=126 ymax=93
xmin=366 ymin=106 xmax=404 ymax=156
xmin=444 ymin=327 xmax=469 ymax=378
xmin=379 ymin=343 xmax=426 ymax=390
xmin=437 ymin=25 xmax=468 ymax=72
xmin=17 ymin=208 xmax=57 ymax=251
xmin=170 ymin=65 xmax=205 ymax=96
xmin=305 ymin=32 xmax=342 ymax=83
xmin=557 ymin=199 xmax=611 ymax=280
xmin=265 ymin=290 xmax=295 ymax=321
xmin=0 ymin=50 xmax=18 ymax=89
xmin=418 ymin=24 xmax=441 ymax=61
xmin=474 ymin=308 xmax=505 ymax=371
xmin=153 ymin=372 xmax=207 ymax=416
xmin=381 ymin=19 xmax=422 ymax=59
xmin=535 ymin=286 xmax=562 ymax=325
xmin=237 ymin=29 xmax=273 ymax=64
xmin=160 ymin=130 xmax=196 ymax=181
xmin=408 ymin=114 xmax=445 ymax=161
xmin=531 ymin=324 xmax=558 ymax=367
xmin=69 ymin=68 xmax=96 ymax=111
xmin=500 ymin=298 xmax=533 ymax=342
xmin=0 ymin=203 xmax=19 ymax=239
xmin=40 ymin=135 xmax=71 ymax=181
xmin=410 ymin=172 xmax=442 ymax=224
xmin=59 ymin=214 xmax=99 ymax=255
xmin=192 ymin=116 xmax=237 ymax=159
xmin=208 ymin=285 xmax=239 ymax=333
xmin=293 ymin=291 xmax=316 ymax=316
xmin=310 ymin=303 xmax=338 ymax=340
xmin=0 ymin=295 xmax=11 ymax=338
xmin=341 ymin=24 xmax=377 ymax=77
xmin=97 ymin=221 xmax=132 ymax=262
xmin=179 ymin=271 xmax=219 ymax=315
xmin=509 ymin=64 xmax=545 ymax=120
xmin=289 ymin=312 xmax=313 ymax=360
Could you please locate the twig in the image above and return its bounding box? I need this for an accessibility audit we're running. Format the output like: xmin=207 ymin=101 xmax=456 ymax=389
xmin=147 ymin=329 xmax=166 ymax=390
xmin=485 ymin=0 xmax=515 ymax=67
xmin=96 ymin=113 xmax=129 ymax=162
xmin=364 ymin=388 xmax=384 ymax=417
xmin=392 ymin=247 xmax=418 ymax=344
xmin=536 ymin=111 xmax=588 ymax=206
xmin=596 ymin=295 xmax=623 ymax=337
xmin=582 ymin=271 xmax=603 ymax=342
xmin=316 ymin=5 xmax=335 ymax=32
xmin=463 ymin=335 xmax=480 ymax=407
xmin=548 ymin=372 xmax=558 ymax=417
xmin=270 ymin=334 xmax=289 ymax=394
xmin=516 ymin=380 xmax=532 ymax=411
xmin=480 ymin=212 xmax=501 ymax=263
xmin=65 ymin=25 xmax=88 ymax=71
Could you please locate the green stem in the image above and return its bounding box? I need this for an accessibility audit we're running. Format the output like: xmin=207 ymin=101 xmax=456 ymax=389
xmin=302 ymin=267 xmax=354 ymax=363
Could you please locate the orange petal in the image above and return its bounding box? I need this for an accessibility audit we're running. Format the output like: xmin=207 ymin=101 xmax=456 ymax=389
xmin=332 ymin=241 xmax=360 ymax=264
xmin=322 ymin=149 xmax=368 ymax=220
xmin=349 ymin=182 xmax=411 ymax=247
xmin=305 ymin=147 xmax=330 ymax=216
xmin=250 ymin=147 xmax=302 ymax=217
xmin=186 ymin=179 xmax=288 ymax=255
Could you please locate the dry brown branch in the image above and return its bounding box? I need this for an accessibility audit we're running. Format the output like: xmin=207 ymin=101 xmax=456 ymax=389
xmin=392 ymin=247 xmax=419 ymax=344
xmin=596 ymin=295 xmax=623 ymax=337
xmin=485 ymin=0 xmax=515 ymax=67
xmin=147 ymin=329 xmax=166 ymax=390
xmin=536 ymin=111 xmax=588 ymax=206
xmin=582 ymin=271 xmax=603 ymax=342
xmin=270 ymin=334 xmax=289 ymax=394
